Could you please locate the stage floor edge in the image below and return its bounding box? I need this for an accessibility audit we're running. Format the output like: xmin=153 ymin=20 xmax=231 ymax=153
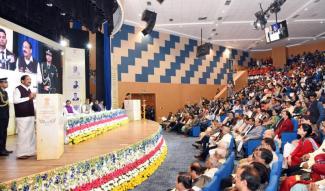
xmin=0 ymin=120 xmax=161 ymax=183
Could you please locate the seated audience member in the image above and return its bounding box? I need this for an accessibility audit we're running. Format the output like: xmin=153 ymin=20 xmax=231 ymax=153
xmin=81 ymin=98 xmax=92 ymax=114
xmin=92 ymin=100 xmax=102 ymax=112
xmin=161 ymin=112 xmax=173 ymax=130
xmin=238 ymin=118 xmax=265 ymax=156
xmin=249 ymin=148 xmax=273 ymax=171
xmin=260 ymin=138 xmax=278 ymax=168
xmin=280 ymin=153 xmax=325 ymax=191
xmin=203 ymin=156 xmax=220 ymax=178
xmin=181 ymin=114 xmax=195 ymax=135
xmin=307 ymin=92 xmax=320 ymax=125
xmin=195 ymin=125 xmax=232 ymax=161
xmin=275 ymin=110 xmax=294 ymax=139
xmin=280 ymin=122 xmax=325 ymax=191
xmin=189 ymin=161 xmax=211 ymax=189
xmin=244 ymin=118 xmax=265 ymax=142
xmin=251 ymin=162 xmax=270 ymax=191
xmin=284 ymin=124 xmax=319 ymax=176
xmin=63 ymin=100 xmax=79 ymax=116
xmin=234 ymin=165 xmax=261 ymax=191
xmin=175 ymin=172 xmax=194 ymax=191
xmin=292 ymin=100 xmax=305 ymax=117
xmin=263 ymin=109 xmax=281 ymax=129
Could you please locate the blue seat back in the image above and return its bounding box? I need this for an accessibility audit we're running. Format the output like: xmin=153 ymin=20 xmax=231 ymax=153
xmin=265 ymin=175 xmax=279 ymax=191
xmin=246 ymin=139 xmax=262 ymax=156
xmin=220 ymin=114 xmax=227 ymax=122
xmin=291 ymin=118 xmax=299 ymax=131
xmin=190 ymin=126 xmax=201 ymax=137
xmin=281 ymin=132 xmax=297 ymax=149
xmin=224 ymin=152 xmax=235 ymax=176
xmin=203 ymin=171 xmax=222 ymax=191
xmin=228 ymin=136 xmax=235 ymax=152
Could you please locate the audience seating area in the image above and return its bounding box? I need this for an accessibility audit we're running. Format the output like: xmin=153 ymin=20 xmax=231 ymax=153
xmin=161 ymin=50 xmax=325 ymax=191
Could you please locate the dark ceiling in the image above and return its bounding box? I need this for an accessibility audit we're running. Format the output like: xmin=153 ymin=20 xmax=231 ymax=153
xmin=0 ymin=0 xmax=118 ymax=42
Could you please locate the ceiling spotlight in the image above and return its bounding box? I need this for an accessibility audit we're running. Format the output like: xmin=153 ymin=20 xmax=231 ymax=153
xmin=253 ymin=0 xmax=286 ymax=30
xmin=60 ymin=12 xmax=66 ymax=16
xmin=60 ymin=40 xmax=67 ymax=47
xmin=141 ymin=10 xmax=157 ymax=35
xmin=86 ymin=43 xmax=92 ymax=49
xmin=254 ymin=10 xmax=267 ymax=30
xmin=45 ymin=0 xmax=53 ymax=7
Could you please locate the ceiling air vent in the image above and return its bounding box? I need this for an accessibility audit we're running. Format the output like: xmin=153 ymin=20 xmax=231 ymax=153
xmin=198 ymin=17 xmax=208 ymax=21
xmin=217 ymin=17 xmax=223 ymax=21
xmin=225 ymin=0 xmax=231 ymax=5
xmin=292 ymin=14 xmax=299 ymax=19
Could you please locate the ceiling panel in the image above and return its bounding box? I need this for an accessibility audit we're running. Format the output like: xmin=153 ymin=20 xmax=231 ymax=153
xmin=123 ymin=0 xmax=325 ymax=50
xmin=296 ymin=0 xmax=325 ymax=19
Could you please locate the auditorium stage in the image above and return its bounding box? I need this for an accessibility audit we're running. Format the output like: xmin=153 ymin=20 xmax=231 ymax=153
xmin=0 ymin=120 xmax=164 ymax=189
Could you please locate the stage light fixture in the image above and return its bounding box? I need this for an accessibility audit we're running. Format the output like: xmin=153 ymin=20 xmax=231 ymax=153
xmin=86 ymin=43 xmax=92 ymax=49
xmin=254 ymin=11 xmax=268 ymax=30
xmin=252 ymin=0 xmax=286 ymax=30
xmin=141 ymin=10 xmax=157 ymax=35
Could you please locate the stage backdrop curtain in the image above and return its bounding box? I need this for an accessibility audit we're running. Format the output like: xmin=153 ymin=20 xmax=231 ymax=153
xmin=17 ymin=34 xmax=39 ymax=61
xmin=103 ymin=22 xmax=112 ymax=110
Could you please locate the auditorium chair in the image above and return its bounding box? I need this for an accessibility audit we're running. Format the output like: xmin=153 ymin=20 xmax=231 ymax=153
xmin=189 ymin=125 xmax=201 ymax=137
xmin=281 ymin=118 xmax=299 ymax=149
xmin=223 ymin=152 xmax=235 ymax=176
xmin=203 ymin=170 xmax=223 ymax=191
xmin=246 ymin=139 xmax=262 ymax=156
xmin=265 ymin=175 xmax=279 ymax=191
xmin=228 ymin=136 xmax=235 ymax=153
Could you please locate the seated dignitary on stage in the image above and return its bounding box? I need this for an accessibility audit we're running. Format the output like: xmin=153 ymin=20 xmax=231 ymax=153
xmin=0 ymin=77 xmax=13 ymax=156
xmin=63 ymin=100 xmax=79 ymax=116
xmin=13 ymin=75 xmax=36 ymax=159
xmin=81 ymin=98 xmax=92 ymax=114
xmin=92 ymin=100 xmax=102 ymax=112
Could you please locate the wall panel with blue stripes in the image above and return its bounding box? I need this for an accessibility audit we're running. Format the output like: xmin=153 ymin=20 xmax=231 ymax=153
xmin=112 ymin=24 xmax=250 ymax=85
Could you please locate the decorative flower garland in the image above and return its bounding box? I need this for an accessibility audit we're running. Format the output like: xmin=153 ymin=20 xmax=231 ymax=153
xmin=0 ymin=129 xmax=166 ymax=191
xmin=65 ymin=109 xmax=128 ymax=144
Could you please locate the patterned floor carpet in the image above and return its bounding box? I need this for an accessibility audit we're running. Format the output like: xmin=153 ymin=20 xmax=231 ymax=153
xmin=133 ymin=131 xmax=198 ymax=191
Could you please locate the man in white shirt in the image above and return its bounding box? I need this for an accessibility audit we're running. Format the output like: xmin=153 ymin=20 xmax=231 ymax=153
xmin=13 ymin=75 xmax=36 ymax=159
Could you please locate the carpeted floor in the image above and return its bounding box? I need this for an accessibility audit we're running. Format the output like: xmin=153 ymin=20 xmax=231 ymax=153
xmin=133 ymin=131 xmax=198 ymax=191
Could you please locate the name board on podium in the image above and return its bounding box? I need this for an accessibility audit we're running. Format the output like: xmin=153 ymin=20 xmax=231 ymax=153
xmin=124 ymin=100 xmax=141 ymax=121
xmin=36 ymin=94 xmax=64 ymax=160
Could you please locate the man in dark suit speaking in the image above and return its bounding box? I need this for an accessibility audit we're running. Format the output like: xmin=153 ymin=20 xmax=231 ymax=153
xmin=0 ymin=28 xmax=16 ymax=70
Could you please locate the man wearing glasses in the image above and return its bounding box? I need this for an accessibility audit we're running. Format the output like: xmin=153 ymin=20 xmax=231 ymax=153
xmin=0 ymin=77 xmax=12 ymax=156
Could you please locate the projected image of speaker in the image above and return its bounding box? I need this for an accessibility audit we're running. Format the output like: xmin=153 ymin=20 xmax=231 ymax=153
xmin=196 ymin=43 xmax=212 ymax=57
xmin=141 ymin=10 xmax=157 ymax=35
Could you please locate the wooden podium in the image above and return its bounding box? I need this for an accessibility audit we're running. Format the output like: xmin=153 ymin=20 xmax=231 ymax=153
xmin=124 ymin=100 xmax=141 ymax=121
xmin=36 ymin=94 xmax=64 ymax=160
